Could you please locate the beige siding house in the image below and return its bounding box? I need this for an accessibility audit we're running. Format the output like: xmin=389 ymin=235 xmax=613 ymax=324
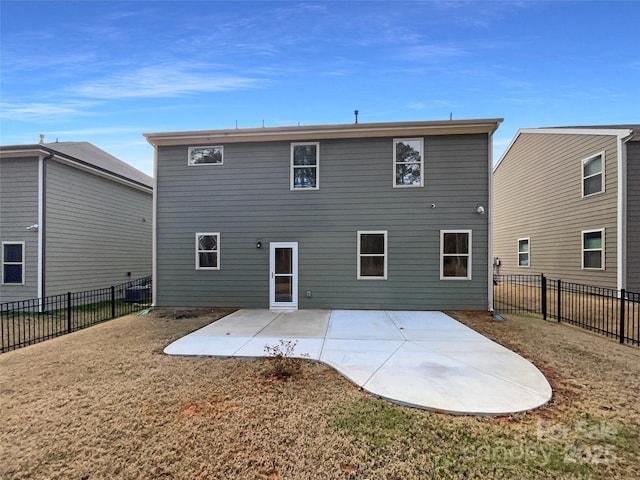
xmin=493 ymin=126 xmax=640 ymax=292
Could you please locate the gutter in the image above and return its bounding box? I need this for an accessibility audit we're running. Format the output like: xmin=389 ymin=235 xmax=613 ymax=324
xmin=144 ymin=118 xmax=503 ymax=147
xmin=0 ymin=146 xmax=152 ymax=193
xmin=38 ymin=152 xmax=53 ymax=301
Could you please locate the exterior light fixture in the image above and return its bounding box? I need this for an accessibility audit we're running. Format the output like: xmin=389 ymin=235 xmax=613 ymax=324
xmin=256 ymin=241 xmax=262 ymax=249
xmin=476 ymin=206 xmax=486 ymax=215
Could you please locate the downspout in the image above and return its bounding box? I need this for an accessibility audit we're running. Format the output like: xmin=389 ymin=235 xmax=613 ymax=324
xmin=152 ymin=144 xmax=158 ymax=306
xmin=38 ymin=152 xmax=52 ymax=302
xmin=617 ymin=136 xmax=628 ymax=291
xmin=488 ymin=132 xmax=494 ymax=312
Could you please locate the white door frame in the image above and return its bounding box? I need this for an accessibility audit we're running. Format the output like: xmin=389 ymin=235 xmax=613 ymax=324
xmin=269 ymin=242 xmax=298 ymax=309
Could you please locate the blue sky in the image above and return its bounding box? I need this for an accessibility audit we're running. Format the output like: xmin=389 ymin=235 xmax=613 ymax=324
xmin=1 ymin=0 xmax=638 ymax=176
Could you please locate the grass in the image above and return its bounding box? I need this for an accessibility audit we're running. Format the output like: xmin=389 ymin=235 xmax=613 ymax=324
xmin=494 ymin=281 xmax=640 ymax=344
xmin=1 ymin=299 xmax=149 ymax=352
xmin=1 ymin=307 xmax=639 ymax=479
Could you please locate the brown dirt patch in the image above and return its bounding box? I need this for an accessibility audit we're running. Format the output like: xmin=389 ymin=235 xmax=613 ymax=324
xmin=1 ymin=308 xmax=639 ymax=479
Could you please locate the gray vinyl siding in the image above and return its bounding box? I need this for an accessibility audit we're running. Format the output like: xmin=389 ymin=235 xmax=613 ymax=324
xmin=156 ymin=134 xmax=490 ymax=310
xmin=627 ymin=140 xmax=640 ymax=293
xmin=44 ymin=160 xmax=152 ymax=296
xmin=493 ymin=133 xmax=618 ymax=288
xmin=0 ymin=157 xmax=39 ymax=302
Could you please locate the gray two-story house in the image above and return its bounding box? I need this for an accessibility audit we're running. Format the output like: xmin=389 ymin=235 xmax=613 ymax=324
xmin=145 ymin=119 xmax=502 ymax=311
xmin=493 ymin=125 xmax=640 ymax=292
xmin=0 ymin=140 xmax=153 ymax=303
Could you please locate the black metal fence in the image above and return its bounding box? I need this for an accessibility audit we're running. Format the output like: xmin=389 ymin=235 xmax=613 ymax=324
xmin=1 ymin=276 xmax=152 ymax=353
xmin=494 ymin=274 xmax=639 ymax=346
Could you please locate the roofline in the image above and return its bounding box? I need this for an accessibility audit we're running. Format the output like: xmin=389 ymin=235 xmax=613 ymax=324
xmin=143 ymin=118 xmax=503 ymax=146
xmin=0 ymin=145 xmax=153 ymax=192
xmin=493 ymin=127 xmax=635 ymax=173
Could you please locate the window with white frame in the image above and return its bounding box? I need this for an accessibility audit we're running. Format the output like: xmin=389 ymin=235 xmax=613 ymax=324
xmin=357 ymin=231 xmax=387 ymax=279
xmin=188 ymin=146 xmax=223 ymax=166
xmin=394 ymin=138 xmax=424 ymax=187
xmin=440 ymin=230 xmax=472 ymax=279
xmin=291 ymin=142 xmax=319 ymax=190
xmin=2 ymin=242 xmax=25 ymax=284
xmin=518 ymin=238 xmax=530 ymax=267
xmin=582 ymin=153 xmax=604 ymax=196
xmin=195 ymin=233 xmax=220 ymax=270
xmin=582 ymin=229 xmax=604 ymax=270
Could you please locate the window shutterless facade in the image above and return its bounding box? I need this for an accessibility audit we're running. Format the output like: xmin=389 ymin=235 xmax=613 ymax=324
xmin=393 ymin=138 xmax=424 ymax=187
xmin=195 ymin=233 xmax=220 ymax=270
xmin=357 ymin=231 xmax=387 ymax=279
xmin=582 ymin=152 xmax=604 ymax=197
xmin=291 ymin=142 xmax=319 ymax=190
xmin=518 ymin=238 xmax=530 ymax=267
xmin=440 ymin=230 xmax=472 ymax=280
xmin=582 ymin=229 xmax=604 ymax=270
xmin=188 ymin=146 xmax=224 ymax=166
xmin=2 ymin=241 xmax=25 ymax=285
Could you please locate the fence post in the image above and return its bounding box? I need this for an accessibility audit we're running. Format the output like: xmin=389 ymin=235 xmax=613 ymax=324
xmin=620 ymin=289 xmax=626 ymax=344
xmin=541 ymin=274 xmax=547 ymax=321
xmin=67 ymin=292 xmax=72 ymax=334
xmin=111 ymin=286 xmax=116 ymax=319
xmin=557 ymin=279 xmax=562 ymax=323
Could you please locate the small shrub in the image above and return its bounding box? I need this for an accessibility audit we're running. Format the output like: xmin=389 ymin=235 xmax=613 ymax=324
xmin=263 ymin=339 xmax=308 ymax=380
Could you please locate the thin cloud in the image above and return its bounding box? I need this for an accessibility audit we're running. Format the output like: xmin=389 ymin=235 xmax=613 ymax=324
xmin=71 ymin=63 xmax=263 ymax=99
xmin=0 ymin=101 xmax=95 ymax=122
xmin=403 ymin=45 xmax=467 ymax=61
xmin=46 ymin=126 xmax=146 ymax=136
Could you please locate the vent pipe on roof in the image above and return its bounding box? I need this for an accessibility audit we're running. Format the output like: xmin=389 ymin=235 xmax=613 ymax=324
xmin=39 ymin=134 xmax=45 ymax=144
xmin=354 ymin=110 xmax=359 ymax=124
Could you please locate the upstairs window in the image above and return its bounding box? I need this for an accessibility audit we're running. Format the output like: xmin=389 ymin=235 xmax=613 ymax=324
xmin=518 ymin=238 xmax=530 ymax=267
xmin=357 ymin=231 xmax=387 ymax=279
xmin=394 ymin=138 xmax=424 ymax=187
xmin=582 ymin=153 xmax=604 ymax=196
xmin=291 ymin=142 xmax=319 ymax=190
xmin=2 ymin=242 xmax=24 ymax=285
xmin=582 ymin=229 xmax=604 ymax=270
xmin=441 ymin=230 xmax=472 ymax=280
xmin=188 ymin=146 xmax=223 ymax=166
xmin=195 ymin=233 xmax=220 ymax=270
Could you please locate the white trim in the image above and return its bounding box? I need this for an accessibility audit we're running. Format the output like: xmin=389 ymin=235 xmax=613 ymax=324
xmin=37 ymin=156 xmax=44 ymax=299
xmin=290 ymin=142 xmax=320 ymax=190
xmin=357 ymin=231 xmax=388 ymax=280
xmin=393 ymin=138 xmax=424 ymax=188
xmin=440 ymin=230 xmax=472 ymax=280
xmin=187 ymin=145 xmax=224 ymax=166
xmin=617 ymin=139 xmax=627 ymax=290
xmin=581 ymin=151 xmax=605 ymax=197
xmin=152 ymin=146 xmax=158 ymax=306
xmin=269 ymin=242 xmax=298 ymax=309
xmin=195 ymin=232 xmax=220 ymax=270
xmin=1 ymin=241 xmax=26 ymax=285
xmin=518 ymin=127 xmax=634 ymax=137
xmin=581 ymin=228 xmax=605 ymax=270
xmin=517 ymin=237 xmax=530 ymax=268
xmin=487 ymin=135 xmax=494 ymax=311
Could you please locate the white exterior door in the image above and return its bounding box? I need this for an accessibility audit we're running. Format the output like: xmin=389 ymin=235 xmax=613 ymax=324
xmin=269 ymin=242 xmax=298 ymax=309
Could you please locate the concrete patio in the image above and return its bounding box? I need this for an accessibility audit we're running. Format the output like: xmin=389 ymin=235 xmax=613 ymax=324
xmin=164 ymin=309 xmax=552 ymax=415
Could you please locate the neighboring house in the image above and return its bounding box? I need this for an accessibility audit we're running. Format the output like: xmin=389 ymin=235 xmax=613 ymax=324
xmin=144 ymin=118 xmax=502 ymax=311
xmin=493 ymin=125 xmax=640 ymax=292
xmin=0 ymin=140 xmax=153 ymax=303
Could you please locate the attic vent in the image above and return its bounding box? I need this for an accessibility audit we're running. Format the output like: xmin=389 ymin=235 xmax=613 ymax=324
xmin=39 ymin=134 xmax=45 ymax=144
